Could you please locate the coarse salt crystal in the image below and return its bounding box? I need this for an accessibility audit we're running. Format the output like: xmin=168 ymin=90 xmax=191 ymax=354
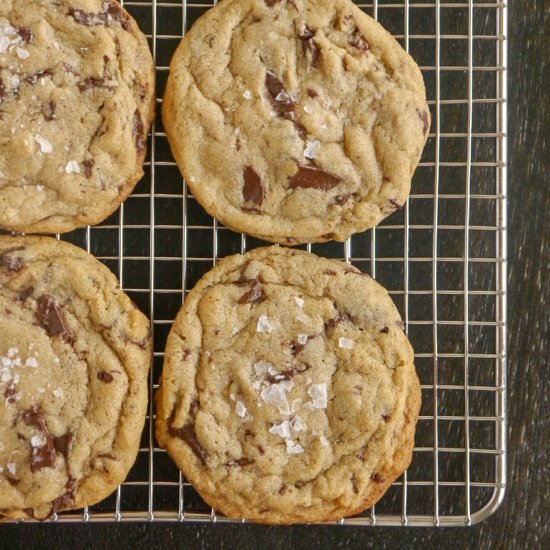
xmin=25 ymin=357 xmax=38 ymax=368
xmin=235 ymin=401 xmax=247 ymax=418
xmin=257 ymin=314 xmax=273 ymax=333
xmin=296 ymin=313 xmax=311 ymax=326
xmin=297 ymin=333 xmax=308 ymax=345
xmin=294 ymin=296 xmax=304 ymax=308
xmin=290 ymin=415 xmax=306 ymax=432
xmin=16 ymin=47 xmax=29 ymax=59
xmin=7 ymin=463 xmax=16 ymax=476
xmin=35 ymin=134 xmax=53 ymax=154
xmin=320 ymin=435 xmax=330 ymax=447
xmin=303 ymin=139 xmax=320 ymax=160
xmin=243 ymin=90 xmax=253 ymax=99
xmin=307 ymin=383 xmax=328 ymax=409
xmin=338 ymin=337 xmax=354 ymax=349
xmin=269 ymin=420 xmax=291 ymax=439
xmin=31 ymin=434 xmax=46 ymax=448
xmin=65 ymin=160 xmax=80 ymax=174
xmin=53 ymin=388 xmax=63 ymax=398
xmin=285 ymin=439 xmax=304 ymax=455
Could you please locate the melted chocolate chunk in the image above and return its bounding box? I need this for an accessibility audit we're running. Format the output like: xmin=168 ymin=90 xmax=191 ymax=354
xmin=299 ymin=28 xmax=320 ymax=67
xmin=4 ymin=385 xmax=17 ymax=403
xmin=265 ymin=70 xmax=294 ymax=114
xmin=264 ymin=0 xmax=282 ymax=6
xmin=53 ymin=433 xmax=73 ymax=462
xmin=22 ymin=407 xmax=56 ymax=472
xmin=288 ymin=163 xmax=342 ymax=191
xmin=266 ymin=363 xmax=310 ymax=384
xmin=182 ymin=349 xmax=191 ymax=361
xmin=189 ymin=400 xmax=199 ymax=418
xmin=168 ymin=423 xmax=208 ymax=464
xmin=350 ymin=32 xmax=370 ymax=52
xmin=82 ymin=159 xmax=94 ymax=178
xmin=24 ymin=69 xmax=52 ymax=85
xmin=351 ymin=475 xmax=359 ymax=494
xmin=290 ymin=337 xmax=309 ymax=355
xmin=36 ymin=294 xmax=71 ymax=340
xmin=418 ymin=108 xmax=430 ymax=135
xmin=379 ymin=326 xmax=389 ymax=334
xmin=292 ymin=120 xmax=307 ymax=139
xmin=132 ymin=110 xmax=146 ymax=156
xmin=242 ymin=166 xmax=264 ymax=206
xmin=307 ymin=88 xmax=318 ymax=98
xmin=18 ymin=28 xmax=33 ymax=43
xmin=331 ymin=192 xmax=357 ymax=206
xmin=51 ymin=477 xmax=76 ymax=516
xmin=64 ymin=63 xmax=80 ymax=77
xmin=226 ymin=457 xmax=255 ymax=467
xmin=97 ymin=371 xmax=114 ymax=383
xmin=16 ymin=286 xmax=34 ymax=302
xmin=382 ymin=414 xmax=390 ymax=422
xmin=370 ymin=473 xmax=384 ymax=484
xmin=325 ymin=269 xmax=336 ymax=276
xmin=237 ymin=280 xmax=263 ymax=304
xmin=77 ymin=77 xmax=116 ymax=93
xmin=0 ymin=247 xmax=23 ymax=273
xmin=69 ymin=3 xmax=131 ymax=31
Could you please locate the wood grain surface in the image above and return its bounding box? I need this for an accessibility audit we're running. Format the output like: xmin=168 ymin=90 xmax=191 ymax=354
xmin=1 ymin=0 xmax=548 ymax=548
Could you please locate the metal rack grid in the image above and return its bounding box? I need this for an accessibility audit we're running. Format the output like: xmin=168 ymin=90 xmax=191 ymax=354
xmin=10 ymin=0 xmax=507 ymax=526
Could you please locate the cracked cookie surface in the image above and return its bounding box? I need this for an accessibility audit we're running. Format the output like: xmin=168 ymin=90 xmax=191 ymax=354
xmin=156 ymin=246 xmax=420 ymax=524
xmin=0 ymin=0 xmax=155 ymax=234
xmin=0 ymin=236 xmax=151 ymax=520
xmin=163 ymin=0 xmax=429 ymax=244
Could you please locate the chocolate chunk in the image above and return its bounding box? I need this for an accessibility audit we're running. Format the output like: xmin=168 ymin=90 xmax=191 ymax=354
xmin=226 ymin=457 xmax=255 ymax=467
xmin=389 ymin=199 xmax=402 ymax=210
xmin=82 ymin=159 xmax=94 ymax=178
xmin=331 ymin=193 xmax=357 ymax=206
xmin=242 ymin=166 xmax=264 ymax=206
xmin=182 ymin=349 xmax=191 ymax=361
xmin=290 ymin=337 xmax=308 ymax=355
xmin=63 ymin=64 xmax=80 ymax=77
xmin=238 ymin=279 xmax=263 ymax=304
xmin=51 ymin=477 xmax=76 ymax=516
xmin=168 ymin=423 xmax=208 ymax=464
xmin=189 ymin=400 xmax=199 ymax=418
xmin=288 ymin=163 xmax=342 ymax=191
xmin=24 ymin=70 xmax=52 ymax=85
xmin=299 ymin=28 xmax=320 ymax=67
xmin=42 ymin=101 xmax=56 ymax=121
xmin=105 ymin=2 xmax=131 ymax=31
xmin=418 ymin=108 xmax=430 ymax=135
xmin=350 ymin=32 xmax=370 ymax=52
xmin=4 ymin=385 xmax=17 ymax=403
xmin=77 ymin=77 xmax=116 ymax=93
xmin=382 ymin=414 xmax=390 ymax=422
xmin=69 ymin=3 xmax=131 ymax=31
xmin=22 ymin=407 xmax=56 ymax=472
xmin=266 ymin=363 xmax=310 ymax=384
xmin=307 ymin=88 xmax=318 ymax=98
xmin=36 ymin=294 xmax=71 ymax=340
xmin=53 ymin=433 xmax=73 ymax=462
xmin=18 ymin=28 xmax=33 ymax=43
xmin=380 ymin=326 xmax=389 ymax=334
xmin=351 ymin=475 xmax=359 ymax=494
xmin=325 ymin=269 xmax=336 ymax=276
xmin=132 ymin=110 xmax=146 ymax=157
xmin=370 ymin=473 xmax=384 ymax=484
xmin=0 ymin=247 xmax=23 ymax=273
xmin=16 ymin=286 xmax=34 ymax=302
xmin=97 ymin=371 xmax=114 ymax=383
xmin=264 ymin=0 xmax=282 ymax=6
xmin=292 ymin=120 xmax=308 ymax=139
xmin=265 ymin=70 xmax=294 ymax=114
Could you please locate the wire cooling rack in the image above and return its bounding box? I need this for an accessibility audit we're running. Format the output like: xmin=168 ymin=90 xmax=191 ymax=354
xmin=4 ymin=0 xmax=507 ymax=526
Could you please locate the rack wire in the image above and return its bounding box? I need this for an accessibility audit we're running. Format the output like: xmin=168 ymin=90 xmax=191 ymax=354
xmin=7 ymin=0 xmax=507 ymax=526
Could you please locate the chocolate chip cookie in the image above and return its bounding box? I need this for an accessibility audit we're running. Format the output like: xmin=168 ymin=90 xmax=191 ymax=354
xmin=156 ymin=246 xmax=420 ymax=524
xmin=0 ymin=0 xmax=155 ymax=234
xmin=0 ymin=236 xmax=151 ymax=520
xmin=163 ymin=0 xmax=429 ymax=245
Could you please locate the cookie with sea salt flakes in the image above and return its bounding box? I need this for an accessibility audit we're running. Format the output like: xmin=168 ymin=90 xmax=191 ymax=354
xmin=163 ymin=0 xmax=429 ymax=245
xmin=0 ymin=235 xmax=151 ymax=520
xmin=0 ymin=0 xmax=155 ymax=234
xmin=156 ymin=246 xmax=420 ymax=524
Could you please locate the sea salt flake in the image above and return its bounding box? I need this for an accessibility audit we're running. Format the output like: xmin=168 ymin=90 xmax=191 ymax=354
xmin=303 ymin=139 xmax=320 ymax=160
xmin=16 ymin=47 xmax=29 ymax=59
xmin=269 ymin=420 xmax=291 ymax=439
xmin=290 ymin=415 xmax=306 ymax=432
xmin=243 ymin=90 xmax=253 ymax=99
xmin=230 ymin=393 xmax=236 ymax=401
xmin=260 ymin=380 xmax=293 ymax=415
xmin=303 ymin=104 xmax=313 ymax=114
xmin=0 ymin=36 xmax=10 ymax=53
xmin=257 ymin=314 xmax=273 ymax=333
xmin=296 ymin=313 xmax=311 ymax=326
xmin=35 ymin=134 xmax=53 ymax=154
xmin=53 ymin=388 xmax=63 ymax=398
xmin=275 ymin=91 xmax=290 ymax=102
xmin=1 ymin=372 xmax=11 ymax=383
xmin=231 ymin=326 xmax=240 ymax=335
xmin=36 ymin=185 xmax=44 ymax=192
xmin=31 ymin=434 xmax=46 ymax=448
xmin=25 ymin=357 xmax=38 ymax=368
xmin=1 ymin=357 xmax=10 ymax=368
xmin=253 ymin=361 xmax=271 ymax=377
xmin=338 ymin=337 xmax=354 ymax=349
xmin=285 ymin=439 xmax=304 ymax=455
xmin=54 ymin=357 xmax=60 ymax=364
xmin=294 ymin=296 xmax=304 ymax=308
xmin=12 ymin=357 xmax=21 ymax=367
xmin=320 ymin=435 xmax=329 ymax=447
xmin=297 ymin=333 xmax=308 ymax=345
xmin=65 ymin=160 xmax=80 ymax=174
xmin=307 ymin=383 xmax=328 ymax=409
xmin=10 ymin=75 xmax=19 ymax=88
xmin=235 ymin=401 xmax=247 ymax=418
xmin=7 ymin=348 xmax=18 ymax=358
xmin=7 ymin=463 xmax=16 ymax=476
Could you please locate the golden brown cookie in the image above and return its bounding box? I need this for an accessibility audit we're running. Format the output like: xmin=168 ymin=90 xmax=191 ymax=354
xmin=0 ymin=236 xmax=151 ymax=520
xmin=163 ymin=0 xmax=429 ymax=244
xmin=156 ymin=246 xmax=420 ymax=524
xmin=0 ymin=0 xmax=155 ymax=234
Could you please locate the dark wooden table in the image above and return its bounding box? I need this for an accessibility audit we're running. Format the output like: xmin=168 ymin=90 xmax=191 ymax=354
xmin=2 ymin=1 xmax=548 ymax=548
